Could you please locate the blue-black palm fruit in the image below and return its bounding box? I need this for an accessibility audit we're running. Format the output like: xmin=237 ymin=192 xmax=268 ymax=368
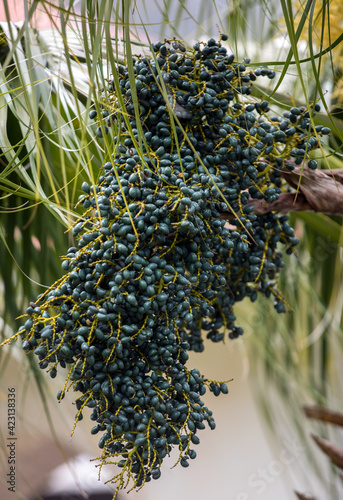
xmin=11 ymin=36 xmax=329 ymax=498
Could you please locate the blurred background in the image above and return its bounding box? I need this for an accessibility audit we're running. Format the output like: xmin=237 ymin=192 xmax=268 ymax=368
xmin=0 ymin=1 xmax=342 ymax=499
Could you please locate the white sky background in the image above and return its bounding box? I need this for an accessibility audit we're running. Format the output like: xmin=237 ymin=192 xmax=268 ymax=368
xmin=129 ymin=0 xmax=284 ymax=57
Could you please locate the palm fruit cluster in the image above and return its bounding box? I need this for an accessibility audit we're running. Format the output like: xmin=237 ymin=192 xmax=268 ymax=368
xmin=5 ymin=36 xmax=329 ymax=497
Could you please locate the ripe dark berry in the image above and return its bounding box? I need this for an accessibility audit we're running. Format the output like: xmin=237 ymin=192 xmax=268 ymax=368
xmin=3 ymin=34 xmax=330 ymax=500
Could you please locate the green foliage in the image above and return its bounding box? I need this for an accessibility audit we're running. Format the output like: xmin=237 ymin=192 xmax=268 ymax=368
xmin=0 ymin=18 xmax=104 ymax=332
